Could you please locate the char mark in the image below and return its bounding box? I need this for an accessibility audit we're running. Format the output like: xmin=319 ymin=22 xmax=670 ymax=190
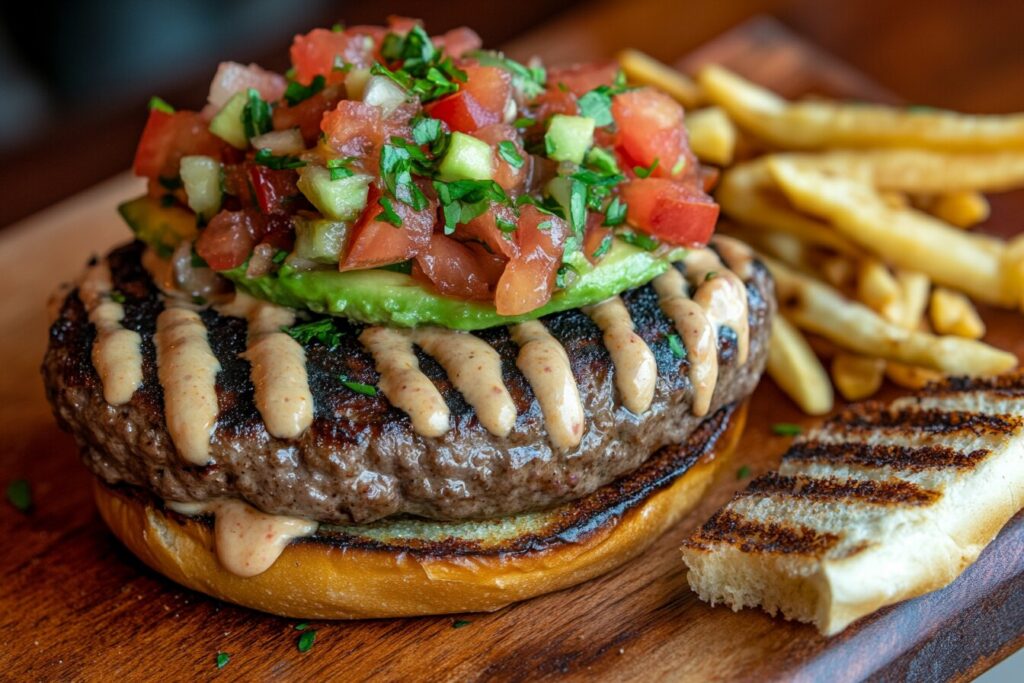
xmin=829 ymin=404 xmax=1023 ymax=437
xmin=784 ymin=441 xmax=991 ymax=471
xmin=682 ymin=509 xmax=840 ymax=556
xmin=927 ymin=374 xmax=1024 ymax=397
xmin=741 ymin=472 xmax=939 ymax=506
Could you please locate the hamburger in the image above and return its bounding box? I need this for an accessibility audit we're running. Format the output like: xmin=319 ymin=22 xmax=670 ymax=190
xmin=43 ymin=17 xmax=774 ymax=619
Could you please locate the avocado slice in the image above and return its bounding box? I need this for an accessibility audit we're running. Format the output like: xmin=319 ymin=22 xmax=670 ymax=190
xmin=119 ymin=195 xmax=683 ymax=330
xmin=118 ymin=196 xmax=198 ymax=258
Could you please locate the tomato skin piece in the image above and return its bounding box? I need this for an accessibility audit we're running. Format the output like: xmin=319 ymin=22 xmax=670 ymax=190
xmin=494 ymin=205 xmax=568 ymax=315
xmin=248 ymin=165 xmax=301 ymax=215
xmin=547 ymin=62 xmax=618 ymax=97
xmin=583 ymin=218 xmax=613 ymax=264
xmin=290 ymin=27 xmax=384 ymax=85
xmin=195 ymin=209 xmax=264 ymax=271
xmin=611 ymin=87 xmax=699 ymax=184
xmin=620 ymin=178 xmax=719 ymax=247
xmin=425 ymin=66 xmax=509 ymax=133
xmin=456 ymin=204 xmax=519 ymax=259
xmin=474 ymin=123 xmax=528 ymax=192
xmin=433 ymin=27 xmax=482 ymax=58
xmin=273 ymin=86 xmax=343 ymax=146
xmin=424 ymin=91 xmax=491 ymax=134
xmin=340 ymin=188 xmax=436 ymax=271
xmin=414 ymin=233 xmax=494 ymax=300
xmin=133 ymin=110 xmax=224 ymax=180
xmin=529 ymin=86 xmax=578 ymax=125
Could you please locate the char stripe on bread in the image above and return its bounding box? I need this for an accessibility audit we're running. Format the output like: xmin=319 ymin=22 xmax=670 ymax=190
xmin=681 ymin=373 xmax=1024 ymax=635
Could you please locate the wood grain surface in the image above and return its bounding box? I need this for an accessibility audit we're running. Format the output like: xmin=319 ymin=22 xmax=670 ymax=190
xmin=1 ymin=15 xmax=1022 ymax=683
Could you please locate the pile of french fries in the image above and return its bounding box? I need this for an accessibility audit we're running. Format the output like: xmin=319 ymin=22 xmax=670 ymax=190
xmin=619 ymin=50 xmax=1024 ymax=414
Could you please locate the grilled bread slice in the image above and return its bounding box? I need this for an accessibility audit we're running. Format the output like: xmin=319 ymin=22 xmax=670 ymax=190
xmin=681 ymin=373 xmax=1024 ymax=635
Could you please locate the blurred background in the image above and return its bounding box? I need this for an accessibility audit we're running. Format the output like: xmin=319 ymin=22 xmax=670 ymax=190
xmin=1 ymin=0 xmax=1023 ymax=228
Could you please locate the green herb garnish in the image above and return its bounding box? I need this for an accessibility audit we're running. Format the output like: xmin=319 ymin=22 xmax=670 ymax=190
xmin=411 ymin=116 xmax=443 ymax=147
xmin=667 ymin=333 xmax=686 ymax=359
xmin=297 ymin=629 xmax=317 ymax=653
xmin=633 ymin=158 xmax=659 ymax=179
xmin=772 ymin=423 xmax=803 ymax=436
xmin=618 ymin=229 xmax=658 ymax=251
xmin=294 ymin=622 xmax=310 ymax=631
xmin=512 ymin=116 xmax=536 ymax=129
xmin=326 ymin=157 xmax=356 ymax=180
xmin=241 ymin=88 xmax=272 ymax=140
xmin=378 ymin=196 xmax=403 ymax=227
xmin=433 ymin=179 xmax=509 ymax=235
xmin=109 ymin=290 xmax=126 ymax=304
xmin=339 ymin=375 xmax=378 ymax=397
xmin=284 ymin=318 xmax=345 ymax=350
xmin=7 ymin=479 xmax=31 ymax=512
xmin=498 ymin=141 xmax=525 ymax=169
xmin=603 ymin=196 xmax=627 ymax=227
xmin=373 ymin=27 xmax=468 ymax=102
xmin=737 ymin=465 xmax=752 ymax=480
xmin=284 ymin=74 xmax=326 ymax=106
xmin=452 ymin=619 xmax=472 ymax=629
xmin=253 ymin=148 xmax=306 ymax=170
xmin=591 ymin=233 xmax=613 ymax=259
xmin=467 ymin=51 xmax=546 ymax=98
xmin=379 ymin=140 xmax=430 ymax=211
xmin=148 ymin=96 xmax=175 ymax=114
xmin=215 ymin=652 xmax=230 ymax=669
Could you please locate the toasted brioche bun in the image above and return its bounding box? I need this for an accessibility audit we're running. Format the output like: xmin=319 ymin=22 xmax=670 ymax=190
xmin=94 ymin=402 xmax=747 ymax=619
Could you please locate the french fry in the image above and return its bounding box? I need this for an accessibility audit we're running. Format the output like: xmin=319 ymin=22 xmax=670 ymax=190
xmin=1008 ymin=235 xmax=1024 ymax=311
xmin=767 ymin=315 xmax=834 ymax=415
xmin=716 ymin=162 xmax=863 ymax=256
xmin=930 ymin=287 xmax=986 ymax=339
xmin=698 ymin=64 xmax=1024 ymax=151
xmin=831 ymin=353 xmax=885 ymax=401
xmin=767 ymin=159 xmax=1015 ymax=307
xmin=819 ymin=255 xmax=857 ymax=291
xmin=880 ymin=191 xmax=910 ymax=209
xmin=617 ymin=49 xmax=702 ymax=108
xmin=894 ymin=270 xmax=932 ymax=326
xmin=768 ymin=149 xmax=1024 ymax=192
xmin=886 ymin=363 xmax=944 ymax=389
xmin=686 ymin=106 xmax=737 ymax=166
xmin=856 ymin=259 xmax=903 ymax=322
xmin=766 ymin=257 xmax=1017 ymax=376
xmin=915 ymin=191 xmax=990 ymax=228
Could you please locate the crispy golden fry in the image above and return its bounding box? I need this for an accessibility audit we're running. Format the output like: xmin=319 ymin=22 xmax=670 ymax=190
xmin=698 ymin=65 xmax=1024 ymax=151
xmin=831 ymin=353 xmax=885 ymax=401
xmin=820 ymin=255 xmax=857 ymax=291
xmin=686 ymin=106 xmax=737 ymax=166
xmin=886 ymin=363 xmax=945 ymax=389
xmin=769 ymin=149 xmax=1024 ymax=192
xmin=930 ymin=287 xmax=986 ymax=339
xmin=880 ymin=191 xmax=910 ymax=209
xmin=766 ymin=257 xmax=1017 ymax=376
xmin=717 ymin=162 xmax=863 ymax=256
xmin=617 ymin=49 xmax=702 ymax=108
xmin=767 ymin=315 xmax=834 ymax=415
xmin=767 ymin=159 xmax=1015 ymax=307
xmin=856 ymin=259 xmax=903 ymax=322
xmin=894 ymin=270 xmax=932 ymax=327
xmin=915 ymin=191 xmax=990 ymax=228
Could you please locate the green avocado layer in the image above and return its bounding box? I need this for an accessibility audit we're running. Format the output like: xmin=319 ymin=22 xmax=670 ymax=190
xmin=119 ymin=195 xmax=683 ymax=330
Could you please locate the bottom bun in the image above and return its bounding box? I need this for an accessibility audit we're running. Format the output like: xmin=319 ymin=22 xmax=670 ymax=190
xmin=94 ymin=402 xmax=747 ymax=619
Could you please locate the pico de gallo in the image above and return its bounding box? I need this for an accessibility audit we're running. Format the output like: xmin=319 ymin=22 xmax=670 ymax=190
xmin=127 ymin=16 xmax=718 ymax=318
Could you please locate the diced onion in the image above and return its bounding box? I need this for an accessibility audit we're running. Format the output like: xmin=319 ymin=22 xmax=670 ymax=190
xmin=179 ymin=156 xmax=223 ymax=221
xmin=362 ymin=75 xmax=408 ymax=116
xmin=207 ymin=61 xmax=286 ymax=111
xmin=250 ymin=129 xmax=305 ymax=155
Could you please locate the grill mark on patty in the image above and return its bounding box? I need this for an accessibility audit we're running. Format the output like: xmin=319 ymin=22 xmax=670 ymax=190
xmin=682 ymin=509 xmax=840 ymax=556
xmin=828 ymin=404 xmax=1023 ymax=437
xmin=784 ymin=440 xmax=992 ymax=471
xmin=740 ymin=472 xmax=939 ymax=506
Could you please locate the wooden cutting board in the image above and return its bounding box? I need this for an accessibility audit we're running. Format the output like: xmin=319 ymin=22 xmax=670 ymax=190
xmin=1 ymin=16 xmax=1022 ymax=683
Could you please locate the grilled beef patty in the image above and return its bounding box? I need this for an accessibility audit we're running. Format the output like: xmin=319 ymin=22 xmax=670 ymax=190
xmin=43 ymin=241 xmax=774 ymax=523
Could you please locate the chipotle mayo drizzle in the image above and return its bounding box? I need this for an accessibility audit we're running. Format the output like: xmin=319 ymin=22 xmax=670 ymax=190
xmin=360 ymin=326 xmax=450 ymax=437
xmin=79 ymin=262 xmax=143 ymax=405
xmin=510 ymin=321 xmax=584 ymax=449
xmin=155 ymin=303 xmax=221 ymax=465
xmin=168 ymin=500 xmax=317 ymax=577
xmin=220 ymin=293 xmax=313 ymax=439
xmin=412 ymin=327 xmax=517 ymax=437
xmin=685 ymin=249 xmax=750 ymax=364
xmin=711 ymin=235 xmax=755 ymax=281
xmin=584 ymin=297 xmax=657 ymax=415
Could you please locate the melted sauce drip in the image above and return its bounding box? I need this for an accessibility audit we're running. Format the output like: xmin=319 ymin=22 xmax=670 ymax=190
xmin=510 ymin=321 xmax=584 ymax=449
xmin=79 ymin=262 xmax=143 ymax=405
xmin=168 ymin=500 xmax=317 ymax=577
xmin=584 ymin=297 xmax=657 ymax=414
xmin=221 ymin=294 xmax=313 ymax=439
xmin=412 ymin=327 xmax=517 ymax=438
xmin=712 ymin=235 xmax=755 ymax=281
xmin=155 ymin=303 xmax=221 ymax=465
xmin=686 ymin=249 xmax=750 ymax=364
xmin=360 ymin=326 xmax=450 ymax=437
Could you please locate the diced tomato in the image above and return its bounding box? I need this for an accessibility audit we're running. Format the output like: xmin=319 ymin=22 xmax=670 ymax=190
xmin=529 ymin=86 xmax=578 ymax=124
xmin=455 ymin=204 xmax=519 ymax=258
xmin=206 ymin=61 xmax=286 ymax=112
xmin=583 ymin=216 xmax=613 ymax=264
xmin=248 ymin=165 xmax=301 ymax=215
xmin=133 ymin=110 xmax=225 ymax=180
xmin=433 ymin=27 xmax=482 ymax=58
xmin=494 ymin=205 xmax=567 ymax=315
xmin=195 ymin=209 xmax=264 ymax=271
xmin=547 ymin=62 xmax=618 ymax=97
xmin=425 ymin=65 xmax=509 ymax=133
xmin=619 ymin=178 xmax=718 ymax=247
xmin=611 ymin=87 xmax=699 ymax=184
xmin=290 ymin=26 xmax=384 ymax=85
xmin=414 ymin=233 xmax=494 ymax=300
xmin=464 ymin=242 xmax=508 ymax=284
xmin=340 ymin=188 xmax=436 ymax=271
xmin=273 ymin=86 xmax=344 ymax=146
xmin=474 ymin=123 xmax=528 ymax=192
xmin=320 ymin=100 xmax=384 ymax=158
xmin=260 ymin=215 xmax=295 ymax=252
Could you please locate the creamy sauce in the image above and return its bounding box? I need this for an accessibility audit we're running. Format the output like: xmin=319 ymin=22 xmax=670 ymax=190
xmin=711 ymin=235 xmax=755 ymax=281
xmin=168 ymin=499 xmax=317 ymax=577
xmin=685 ymin=249 xmax=750 ymax=365
xmin=413 ymin=327 xmax=517 ymax=437
xmin=142 ymin=248 xmax=177 ymax=297
xmin=221 ymin=294 xmax=313 ymax=439
xmin=584 ymin=297 xmax=657 ymax=415
xmin=510 ymin=321 xmax=584 ymax=449
xmin=79 ymin=262 xmax=144 ymax=405
xmin=155 ymin=303 xmax=221 ymax=465
xmin=360 ymin=326 xmax=450 ymax=437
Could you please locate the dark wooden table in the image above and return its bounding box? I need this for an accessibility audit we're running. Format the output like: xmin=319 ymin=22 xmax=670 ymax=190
xmin=1 ymin=7 xmax=1022 ymax=683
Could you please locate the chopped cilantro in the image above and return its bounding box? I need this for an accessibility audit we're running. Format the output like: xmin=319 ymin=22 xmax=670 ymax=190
xmin=331 ymin=22 xmax=343 ymax=32
xmin=272 ymin=249 xmax=288 ymax=264
xmin=536 ymin=219 xmax=554 ymax=231
xmin=379 ymin=141 xmax=430 ymax=211
xmin=284 ymin=74 xmax=326 ymax=106
xmin=242 ymin=88 xmax=272 ymax=140
xmin=603 ymin=196 xmax=627 ymax=227
xmin=772 ymin=423 xmax=803 ymax=436
xmin=618 ymin=229 xmax=658 ymax=251
xmin=6 ymin=479 xmax=31 ymax=512
xmin=585 ymin=147 xmax=621 ymax=176
xmin=433 ymin=179 xmax=509 ymax=235
xmin=736 ymin=465 xmax=752 ymax=480
xmin=326 ymin=157 xmax=355 ymax=180
xmin=297 ymin=629 xmax=317 ymax=653
xmin=568 ymin=178 xmax=588 ymax=241
xmin=671 ymin=157 xmax=687 ymax=176
xmin=109 ymin=290 xmax=126 ymax=304
xmin=378 ymin=196 xmax=403 ymax=227
xmin=496 ymin=217 xmax=518 ymax=235
xmin=591 ymin=233 xmax=613 ymax=259
xmin=254 ymin=148 xmax=306 ymax=170
xmin=148 ymin=96 xmax=175 ymax=114
xmin=512 ymin=116 xmax=536 ymax=129
xmin=215 ymin=652 xmax=230 ymax=669
xmin=294 ymin=622 xmax=310 ymax=631
xmin=667 ymin=333 xmax=686 ymax=359
xmin=411 ymin=116 xmax=443 ymax=147
xmin=705 ymin=271 xmax=718 ymax=281
xmin=633 ymin=158 xmax=659 ymax=179
xmin=498 ymin=141 xmax=525 ymax=169
xmin=578 ymin=89 xmax=614 ymax=127
xmin=339 ymin=374 xmax=378 ymax=397
xmin=467 ymin=50 xmax=546 ymax=98
xmin=373 ymin=28 xmax=467 ymax=102
xmin=284 ymin=318 xmax=345 ymax=350
xmin=452 ymin=619 xmax=472 ymax=629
